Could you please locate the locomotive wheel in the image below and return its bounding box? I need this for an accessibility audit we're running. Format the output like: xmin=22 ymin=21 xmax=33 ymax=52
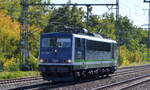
xmin=81 ymin=71 xmax=86 ymax=79
xmin=102 ymin=68 xmax=105 ymax=75
xmin=74 ymin=71 xmax=80 ymax=81
xmin=86 ymin=70 xmax=91 ymax=79
xmin=105 ymin=68 xmax=110 ymax=76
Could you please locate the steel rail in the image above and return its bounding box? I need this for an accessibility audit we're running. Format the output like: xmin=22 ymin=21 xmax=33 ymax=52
xmin=92 ymin=74 xmax=150 ymax=90
xmin=112 ymin=65 xmax=150 ymax=77
xmin=120 ymin=79 xmax=150 ymax=90
xmin=0 ymin=76 xmax=43 ymax=85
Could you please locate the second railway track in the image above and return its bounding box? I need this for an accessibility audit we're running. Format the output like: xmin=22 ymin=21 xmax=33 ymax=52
xmin=92 ymin=74 xmax=150 ymax=90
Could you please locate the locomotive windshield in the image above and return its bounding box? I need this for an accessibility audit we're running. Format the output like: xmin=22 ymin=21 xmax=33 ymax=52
xmin=41 ymin=38 xmax=71 ymax=48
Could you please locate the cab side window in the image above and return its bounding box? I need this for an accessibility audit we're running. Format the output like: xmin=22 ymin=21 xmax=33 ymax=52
xmin=75 ymin=38 xmax=85 ymax=60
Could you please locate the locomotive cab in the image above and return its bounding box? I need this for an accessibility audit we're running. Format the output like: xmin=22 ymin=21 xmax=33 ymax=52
xmin=39 ymin=32 xmax=75 ymax=81
xmin=40 ymin=35 xmax=72 ymax=63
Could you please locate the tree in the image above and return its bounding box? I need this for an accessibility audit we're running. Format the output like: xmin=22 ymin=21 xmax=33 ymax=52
xmin=88 ymin=13 xmax=116 ymax=40
xmin=0 ymin=11 xmax=20 ymax=56
xmin=0 ymin=0 xmax=52 ymax=71
xmin=0 ymin=11 xmax=20 ymax=71
xmin=0 ymin=0 xmax=20 ymax=20
xmin=44 ymin=6 xmax=86 ymax=33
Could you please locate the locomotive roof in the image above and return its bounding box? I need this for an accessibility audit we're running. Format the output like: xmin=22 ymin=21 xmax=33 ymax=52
xmin=73 ymin=33 xmax=117 ymax=43
xmin=41 ymin=32 xmax=117 ymax=43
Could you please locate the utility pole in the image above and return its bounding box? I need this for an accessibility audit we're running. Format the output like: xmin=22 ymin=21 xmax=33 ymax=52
xmin=116 ymin=0 xmax=120 ymax=45
xmin=115 ymin=0 xmax=120 ymax=65
xmin=86 ymin=5 xmax=92 ymax=26
xmin=20 ymin=0 xmax=29 ymax=70
xmin=148 ymin=2 xmax=150 ymax=61
xmin=144 ymin=0 xmax=150 ymax=61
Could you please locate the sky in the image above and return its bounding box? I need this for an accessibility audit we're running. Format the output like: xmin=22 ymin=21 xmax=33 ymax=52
xmin=119 ymin=0 xmax=148 ymax=28
xmin=45 ymin=0 xmax=149 ymax=28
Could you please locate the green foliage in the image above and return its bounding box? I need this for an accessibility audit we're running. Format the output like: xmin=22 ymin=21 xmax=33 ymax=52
xmin=0 ymin=11 xmax=20 ymax=71
xmin=28 ymin=0 xmax=52 ymax=29
xmin=88 ymin=13 xmax=116 ymax=40
xmin=0 ymin=53 xmax=5 ymax=71
xmin=28 ymin=25 xmax=41 ymax=57
xmin=28 ymin=55 xmax=39 ymax=71
xmin=44 ymin=6 xmax=86 ymax=32
xmin=119 ymin=46 xmax=130 ymax=66
xmin=0 ymin=0 xmax=21 ymax=21
xmin=128 ymin=51 xmax=141 ymax=63
xmin=3 ymin=58 xmax=19 ymax=71
xmin=119 ymin=46 xmax=143 ymax=66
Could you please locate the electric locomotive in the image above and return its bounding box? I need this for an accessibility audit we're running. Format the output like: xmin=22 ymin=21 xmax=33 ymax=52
xmin=39 ymin=27 xmax=118 ymax=81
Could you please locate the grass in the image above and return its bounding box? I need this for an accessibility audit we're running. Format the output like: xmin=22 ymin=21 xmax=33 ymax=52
xmin=0 ymin=71 xmax=40 ymax=80
xmin=128 ymin=61 xmax=150 ymax=66
xmin=120 ymin=61 xmax=150 ymax=68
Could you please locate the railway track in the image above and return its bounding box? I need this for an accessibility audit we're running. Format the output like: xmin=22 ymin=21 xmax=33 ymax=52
xmin=92 ymin=74 xmax=150 ymax=90
xmin=0 ymin=76 xmax=50 ymax=90
xmin=0 ymin=64 xmax=150 ymax=90
xmin=0 ymin=76 xmax=43 ymax=85
xmin=111 ymin=65 xmax=150 ymax=77
xmin=121 ymin=79 xmax=150 ymax=90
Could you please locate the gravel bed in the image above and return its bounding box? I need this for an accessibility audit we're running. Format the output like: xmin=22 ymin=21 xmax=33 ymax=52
xmin=50 ymin=69 xmax=150 ymax=90
xmin=122 ymin=80 xmax=150 ymax=90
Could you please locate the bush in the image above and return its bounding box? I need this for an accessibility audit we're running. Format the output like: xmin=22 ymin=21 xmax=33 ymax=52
xmin=3 ymin=57 xmax=19 ymax=71
xmin=119 ymin=45 xmax=143 ymax=66
xmin=0 ymin=53 xmax=5 ymax=71
xmin=28 ymin=55 xmax=39 ymax=71
xmin=128 ymin=51 xmax=141 ymax=63
xmin=121 ymin=59 xmax=130 ymax=66
xmin=119 ymin=46 xmax=129 ymax=66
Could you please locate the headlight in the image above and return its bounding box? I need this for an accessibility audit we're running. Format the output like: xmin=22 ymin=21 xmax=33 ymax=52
xmin=64 ymin=59 xmax=72 ymax=63
xmin=40 ymin=59 xmax=44 ymax=63
xmin=40 ymin=59 xmax=48 ymax=63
